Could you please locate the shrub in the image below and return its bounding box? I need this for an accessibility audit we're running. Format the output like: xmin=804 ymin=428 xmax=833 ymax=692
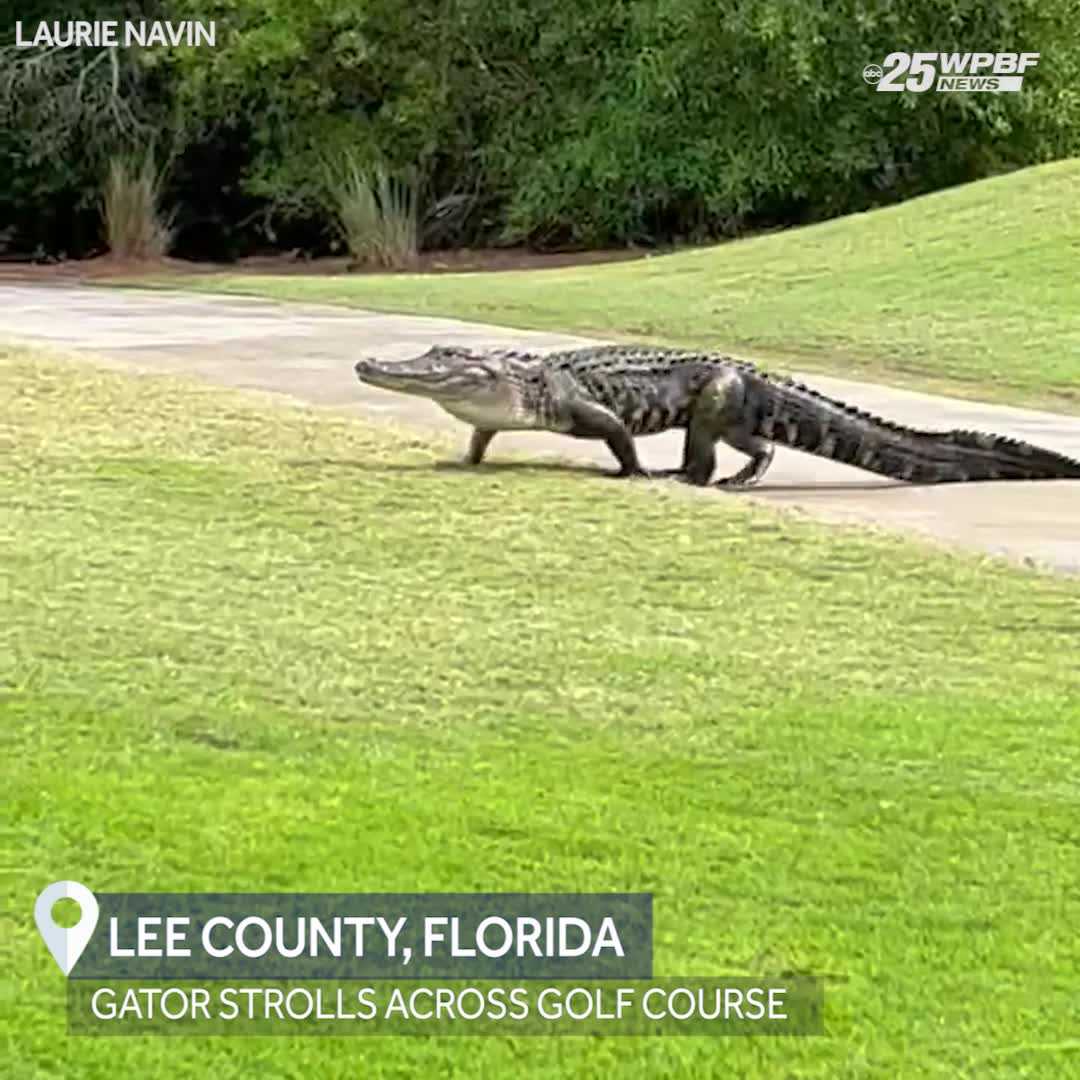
xmin=6 ymin=0 xmax=1080 ymax=255
xmin=101 ymin=153 xmax=174 ymax=260
xmin=328 ymin=155 xmax=418 ymax=269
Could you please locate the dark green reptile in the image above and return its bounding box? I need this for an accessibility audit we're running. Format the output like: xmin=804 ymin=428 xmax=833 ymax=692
xmin=354 ymin=345 xmax=1080 ymax=486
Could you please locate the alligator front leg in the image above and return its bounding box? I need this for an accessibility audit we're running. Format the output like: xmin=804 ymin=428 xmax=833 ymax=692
xmin=565 ymin=399 xmax=650 ymax=477
xmin=465 ymin=428 xmax=497 ymax=465
xmin=683 ymin=370 xmax=775 ymax=487
xmin=544 ymin=370 xmax=650 ymax=477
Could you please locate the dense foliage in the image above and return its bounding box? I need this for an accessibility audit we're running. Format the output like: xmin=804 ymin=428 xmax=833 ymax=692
xmin=2 ymin=0 xmax=1078 ymax=258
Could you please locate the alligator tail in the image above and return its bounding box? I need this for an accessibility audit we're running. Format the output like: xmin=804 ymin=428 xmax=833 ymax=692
xmin=744 ymin=372 xmax=1080 ymax=483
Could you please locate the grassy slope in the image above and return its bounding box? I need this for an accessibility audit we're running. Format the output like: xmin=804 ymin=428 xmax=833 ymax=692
xmin=149 ymin=159 xmax=1080 ymax=413
xmin=4 ymin=347 xmax=1080 ymax=1078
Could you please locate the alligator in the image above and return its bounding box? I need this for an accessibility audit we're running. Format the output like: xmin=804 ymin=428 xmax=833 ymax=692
xmin=353 ymin=345 xmax=1080 ymax=486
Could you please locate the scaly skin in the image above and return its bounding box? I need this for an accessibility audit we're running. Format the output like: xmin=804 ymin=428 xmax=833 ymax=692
xmin=354 ymin=345 xmax=1080 ymax=486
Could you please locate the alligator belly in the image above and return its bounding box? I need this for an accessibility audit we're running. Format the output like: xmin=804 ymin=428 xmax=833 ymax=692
xmin=442 ymin=401 xmax=548 ymax=431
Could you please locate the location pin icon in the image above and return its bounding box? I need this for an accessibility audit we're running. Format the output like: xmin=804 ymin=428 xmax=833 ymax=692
xmin=34 ymin=881 xmax=99 ymax=975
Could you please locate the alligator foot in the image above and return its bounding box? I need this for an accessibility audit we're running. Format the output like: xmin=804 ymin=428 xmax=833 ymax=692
xmin=715 ymin=448 xmax=775 ymax=488
xmin=608 ymin=465 xmax=654 ymax=479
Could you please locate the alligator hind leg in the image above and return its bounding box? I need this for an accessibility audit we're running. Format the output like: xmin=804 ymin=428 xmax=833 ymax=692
xmin=683 ymin=370 xmax=775 ymax=487
xmin=714 ymin=436 xmax=775 ymax=487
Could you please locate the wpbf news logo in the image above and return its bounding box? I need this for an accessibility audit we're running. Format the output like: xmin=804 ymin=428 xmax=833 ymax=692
xmin=863 ymin=52 xmax=1040 ymax=93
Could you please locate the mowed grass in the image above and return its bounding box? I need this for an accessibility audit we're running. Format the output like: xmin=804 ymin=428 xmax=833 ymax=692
xmin=3 ymin=346 xmax=1080 ymax=1078
xmin=147 ymin=159 xmax=1080 ymax=413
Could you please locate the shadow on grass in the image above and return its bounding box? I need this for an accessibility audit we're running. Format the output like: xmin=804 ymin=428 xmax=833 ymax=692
xmin=755 ymin=481 xmax=911 ymax=493
xmin=283 ymin=457 xmax=608 ymax=477
xmin=284 ymin=457 xmax=913 ymax=492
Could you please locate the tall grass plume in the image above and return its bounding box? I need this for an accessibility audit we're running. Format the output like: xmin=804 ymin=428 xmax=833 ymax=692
xmin=328 ymin=155 xmax=418 ymax=270
xmin=102 ymin=152 xmax=174 ymax=260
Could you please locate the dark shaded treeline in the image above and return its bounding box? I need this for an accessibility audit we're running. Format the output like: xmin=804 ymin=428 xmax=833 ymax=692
xmin=1 ymin=0 xmax=1077 ymax=260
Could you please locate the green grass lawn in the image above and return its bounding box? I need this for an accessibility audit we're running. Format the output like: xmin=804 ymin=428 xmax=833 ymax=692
xmin=4 ymin=346 xmax=1080 ymax=1078
xmin=145 ymin=159 xmax=1080 ymax=414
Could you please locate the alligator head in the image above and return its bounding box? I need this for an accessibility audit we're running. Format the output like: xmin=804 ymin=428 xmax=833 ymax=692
xmin=354 ymin=346 xmax=540 ymax=429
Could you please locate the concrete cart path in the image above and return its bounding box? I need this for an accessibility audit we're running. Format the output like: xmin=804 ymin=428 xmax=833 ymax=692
xmin=3 ymin=282 xmax=1079 ymax=571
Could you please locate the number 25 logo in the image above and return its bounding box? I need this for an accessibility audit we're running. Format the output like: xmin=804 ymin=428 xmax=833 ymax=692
xmin=878 ymin=53 xmax=937 ymax=93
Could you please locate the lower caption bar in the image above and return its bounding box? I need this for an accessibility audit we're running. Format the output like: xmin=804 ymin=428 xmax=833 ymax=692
xmin=68 ymin=977 xmax=823 ymax=1036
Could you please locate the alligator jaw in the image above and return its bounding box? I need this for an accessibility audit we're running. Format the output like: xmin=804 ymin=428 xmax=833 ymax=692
xmin=354 ymin=350 xmax=539 ymax=430
xmin=354 ymin=355 xmax=436 ymax=394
